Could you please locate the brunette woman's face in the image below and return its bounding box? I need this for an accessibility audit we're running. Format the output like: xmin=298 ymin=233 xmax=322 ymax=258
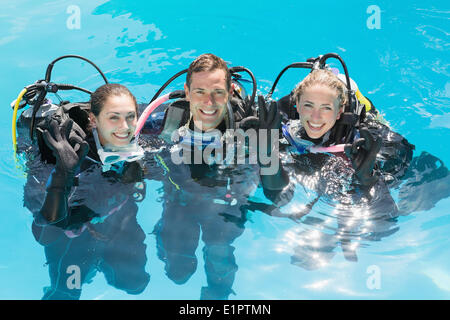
xmin=91 ymin=94 xmax=137 ymax=147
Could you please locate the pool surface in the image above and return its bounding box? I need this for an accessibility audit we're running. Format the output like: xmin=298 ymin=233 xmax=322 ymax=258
xmin=1 ymin=0 xmax=449 ymax=299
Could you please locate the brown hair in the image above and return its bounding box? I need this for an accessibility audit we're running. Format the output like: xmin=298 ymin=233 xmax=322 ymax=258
xmin=90 ymin=83 xmax=138 ymax=116
xmin=186 ymin=53 xmax=231 ymax=90
xmin=292 ymin=69 xmax=347 ymax=109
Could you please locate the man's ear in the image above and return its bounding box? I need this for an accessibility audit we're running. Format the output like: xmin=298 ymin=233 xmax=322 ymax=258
xmin=229 ymin=83 xmax=235 ymax=96
xmin=184 ymin=83 xmax=190 ymax=101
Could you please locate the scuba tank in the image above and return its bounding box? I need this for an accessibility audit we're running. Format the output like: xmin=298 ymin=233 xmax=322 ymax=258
xmin=11 ymin=55 xmax=108 ymax=162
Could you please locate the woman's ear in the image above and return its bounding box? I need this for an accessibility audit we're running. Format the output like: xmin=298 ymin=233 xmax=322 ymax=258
xmin=336 ymin=106 xmax=344 ymax=120
xmin=296 ymin=98 xmax=301 ymax=115
xmin=89 ymin=113 xmax=97 ymax=128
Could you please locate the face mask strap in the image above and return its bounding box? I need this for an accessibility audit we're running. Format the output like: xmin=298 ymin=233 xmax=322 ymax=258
xmin=92 ymin=128 xmax=144 ymax=165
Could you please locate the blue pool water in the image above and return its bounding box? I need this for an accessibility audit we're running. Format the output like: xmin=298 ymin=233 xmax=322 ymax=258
xmin=1 ymin=0 xmax=449 ymax=299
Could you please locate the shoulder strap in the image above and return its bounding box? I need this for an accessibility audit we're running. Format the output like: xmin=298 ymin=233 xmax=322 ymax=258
xmin=159 ymin=99 xmax=190 ymax=142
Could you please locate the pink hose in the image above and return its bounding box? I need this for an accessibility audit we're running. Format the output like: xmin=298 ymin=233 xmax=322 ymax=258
xmin=135 ymin=93 xmax=170 ymax=136
xmin=310 ymin=144 xmax=346 ymax=154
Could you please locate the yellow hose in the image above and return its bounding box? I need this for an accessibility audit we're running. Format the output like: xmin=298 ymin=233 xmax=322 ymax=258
xmin=355 ymin=89 xmax=372 ymax=112
xmin=12 ymin=88 xmax=27 ymax=152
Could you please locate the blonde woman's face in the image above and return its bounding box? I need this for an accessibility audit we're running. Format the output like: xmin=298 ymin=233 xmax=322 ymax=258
xmin=296 ymin=84 xmax=342 ymax=139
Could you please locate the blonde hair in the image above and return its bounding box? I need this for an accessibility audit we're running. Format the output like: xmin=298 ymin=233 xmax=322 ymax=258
xmin=292 ymin=69 xmax=347 ymax=110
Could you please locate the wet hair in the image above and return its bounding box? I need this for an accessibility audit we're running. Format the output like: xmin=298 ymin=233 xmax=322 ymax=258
xmin=90 ymin=83 xmax=138 ymax=116
xmin=186 ymin=53 xmax=231 ymax=91
xmin=292 ymin=69 xmax=348 ymax=110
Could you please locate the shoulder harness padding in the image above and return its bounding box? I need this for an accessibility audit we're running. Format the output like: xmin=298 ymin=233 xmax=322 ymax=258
xmin=159 ymin=99 xmax=191 ymax=143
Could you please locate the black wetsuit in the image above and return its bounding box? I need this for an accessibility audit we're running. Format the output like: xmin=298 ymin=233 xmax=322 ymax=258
xmin=23 ymin=133 xmax=150 ymax=300
xmin=262 ymin=116 xmax=450 ymax=269
xmin=251 ymin=110 xmax=418 ymax=269
xmin=142 ymin=119 xmax=260 ymax=300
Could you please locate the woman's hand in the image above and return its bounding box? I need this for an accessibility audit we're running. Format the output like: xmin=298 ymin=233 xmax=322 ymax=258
xmin=42 ymin=118 xmax=89 ymax=177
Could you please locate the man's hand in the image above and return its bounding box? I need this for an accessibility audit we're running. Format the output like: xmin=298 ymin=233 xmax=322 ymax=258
xmin=345 ymin=126 xmax=382 ymax=187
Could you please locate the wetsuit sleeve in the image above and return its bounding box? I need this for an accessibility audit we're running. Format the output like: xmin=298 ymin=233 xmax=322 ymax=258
xmin=35 ymin=168 xmax=98 ymax=229
xmin=37 ymin=169 xmax=72 ymax=224
xmin=258 ymin=138 xmax=292 ymax=203
xmin=260 ymin=153 xmax=295 ymax=207
xmin=262 ymin=179 xmax=295 ymax=207
xmin=366 ymin=120 xmax=415 ymax=185
xmin=260 ymin=160 xmax=290 ymax=200
xmin=21 ymin=151 xmax=77 ymax=226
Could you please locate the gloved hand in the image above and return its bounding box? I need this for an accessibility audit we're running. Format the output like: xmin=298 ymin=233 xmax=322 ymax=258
xmin=237 ymin=116 xmax=259 ymax=131
xmin=258 ymin=95 xmax=281 ymax=131
xmin=257 ymin=95 xmax=281 ymax=157
xmin=345 ymin=126 xmax=382 ymax=187
xmin=39 ymin=118 xmax=89 ymax=224
xmin=42 ymin=118 xmax=89 ymax=181
xmin=257 ymin=95 xmax=288 ymax=190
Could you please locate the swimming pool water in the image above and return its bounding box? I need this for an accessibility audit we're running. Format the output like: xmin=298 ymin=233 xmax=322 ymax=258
xmin=1 ymin=0 xmax=449 ymax=299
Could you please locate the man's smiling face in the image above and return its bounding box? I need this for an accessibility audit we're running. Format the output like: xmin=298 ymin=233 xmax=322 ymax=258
xmin=184 ymin=68 xmax=231 ymax=131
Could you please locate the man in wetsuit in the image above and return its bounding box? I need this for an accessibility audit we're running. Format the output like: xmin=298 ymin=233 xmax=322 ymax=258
xmin=148 ymin=53 xmax=261 ymax=299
